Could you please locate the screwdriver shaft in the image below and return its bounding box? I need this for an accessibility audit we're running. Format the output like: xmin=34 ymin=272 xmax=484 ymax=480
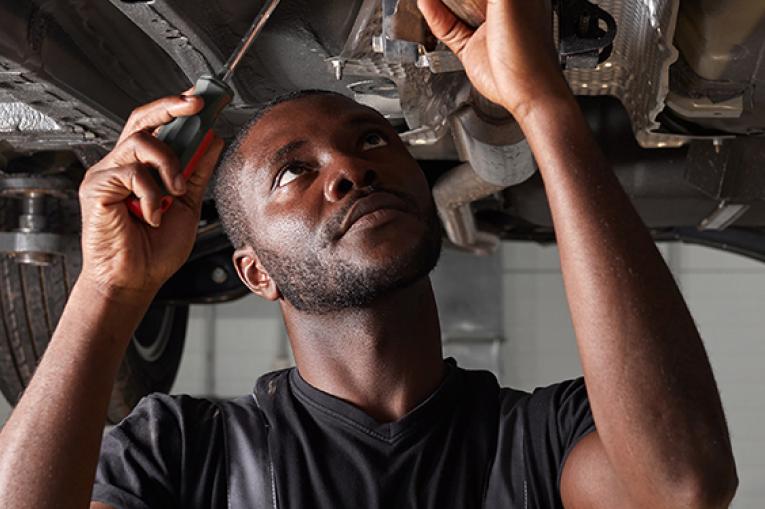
xmin=217 ymin=0 xmax=282 ymax=82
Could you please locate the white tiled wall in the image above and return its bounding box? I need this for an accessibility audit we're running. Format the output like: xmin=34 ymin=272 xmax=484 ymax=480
xmin=174 ymin=295 xmax=286 ymax=398
xmin=500 ymin=242 xmax=765 ymax=508
xmin=0 ymin=242 xmax=763 ymax=507
xmin=672 ymin=248 xmax=765 ymax=506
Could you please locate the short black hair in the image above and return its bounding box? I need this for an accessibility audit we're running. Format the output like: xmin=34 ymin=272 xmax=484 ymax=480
xmin=213 ymin=89 xmax=347 ymax=249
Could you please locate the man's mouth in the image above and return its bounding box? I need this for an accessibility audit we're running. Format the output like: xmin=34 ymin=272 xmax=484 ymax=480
xmin=338 ymin=192 xmax=415 ymax=237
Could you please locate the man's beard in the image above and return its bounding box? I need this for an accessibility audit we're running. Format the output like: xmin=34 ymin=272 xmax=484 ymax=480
xmin=256 ymin=205 xmax=442 ymax=314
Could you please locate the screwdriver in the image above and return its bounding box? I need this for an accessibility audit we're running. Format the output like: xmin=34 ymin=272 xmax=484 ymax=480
xmin=127 ymin=0 xmax=282 ymax=220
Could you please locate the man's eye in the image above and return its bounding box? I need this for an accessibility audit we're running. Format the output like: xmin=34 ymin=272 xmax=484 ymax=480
xmin=361 ymin=132 xmax=388 ymax=151
xmin=275 ymin=165 xmax=308 ymax=188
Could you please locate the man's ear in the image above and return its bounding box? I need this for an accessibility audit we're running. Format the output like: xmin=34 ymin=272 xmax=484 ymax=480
xmin=233 ymin=245 xmax=281 ymax=301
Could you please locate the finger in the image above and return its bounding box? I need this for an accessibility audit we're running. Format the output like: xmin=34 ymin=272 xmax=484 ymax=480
xmin=128 ymin=167 xmax=164 ymax=227
xmin=150 ymin=88 xmax=198 ymax=137
xmin=118 ymin=94 xmax=204 ymax=144
xmin=109 ymin=131 xmax=186 ymax=196
xmin=82 ymin=164 xmax=164 ymax=226
xmin=181 ymin=135 xmax=225 ymax=210
xmin=417 ymin=0 xmax=475 ymax=57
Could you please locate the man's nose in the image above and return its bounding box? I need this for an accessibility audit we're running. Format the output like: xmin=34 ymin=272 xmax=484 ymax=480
xmin=324 ymin=157 xmax=378 ymax=202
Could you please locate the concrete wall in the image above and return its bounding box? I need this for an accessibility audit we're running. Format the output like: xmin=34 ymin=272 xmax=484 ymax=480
xmin=0 ymin=241 xmax=762 ymax=507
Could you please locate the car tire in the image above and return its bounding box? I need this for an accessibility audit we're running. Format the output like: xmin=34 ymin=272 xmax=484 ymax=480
xmin=106 ymin=303 xmax=188 ymax=423
xmin=0 ymin=194 xmax=188 ymax=424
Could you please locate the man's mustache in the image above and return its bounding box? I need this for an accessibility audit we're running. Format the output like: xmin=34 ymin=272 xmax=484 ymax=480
xmin=320 ymin=185 xmax=420 ymax=246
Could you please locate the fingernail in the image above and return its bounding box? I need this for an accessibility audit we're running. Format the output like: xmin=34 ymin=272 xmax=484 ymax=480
xmin=151 ymin=210 xmax=162 ymax=227
xmin=174 ymin=174 xmax=186 ymax=193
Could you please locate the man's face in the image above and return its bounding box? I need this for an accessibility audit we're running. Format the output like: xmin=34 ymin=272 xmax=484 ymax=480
xmin=237 ymin=94 xmax=442 ymax=313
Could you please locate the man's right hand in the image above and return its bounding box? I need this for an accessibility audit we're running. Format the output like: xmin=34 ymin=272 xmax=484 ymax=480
xmin=79 ymin=93 xmax=224 ymax=302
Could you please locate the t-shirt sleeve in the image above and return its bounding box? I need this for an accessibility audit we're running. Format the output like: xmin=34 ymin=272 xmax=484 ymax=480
xmin=524 ymin=377 xmax=596 ymax=506
xmin=92 ymin=392 xmax=226 ymax=509
xmin=91 ymin=394 xmax=184 ymax=509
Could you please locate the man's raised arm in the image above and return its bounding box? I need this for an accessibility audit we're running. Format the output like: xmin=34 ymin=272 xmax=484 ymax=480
xmin=419 ymin=0 xmax=738 ymax=507
xmin=0 ymin=94 xmax=223 ymax=509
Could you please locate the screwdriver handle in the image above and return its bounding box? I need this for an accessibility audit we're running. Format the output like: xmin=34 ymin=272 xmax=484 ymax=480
xmin=127 ymin=76 xmax=233 ymax=220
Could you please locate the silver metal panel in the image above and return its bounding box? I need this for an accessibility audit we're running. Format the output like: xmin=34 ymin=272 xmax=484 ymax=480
xmin=563 ymin=0 xmax=682 ymax=147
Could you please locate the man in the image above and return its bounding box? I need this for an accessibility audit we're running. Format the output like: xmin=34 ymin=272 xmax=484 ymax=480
xmin=0 ymin=1 xmax=737 ymax=508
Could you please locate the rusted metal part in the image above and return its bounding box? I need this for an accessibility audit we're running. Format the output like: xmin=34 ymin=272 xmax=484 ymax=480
xmin=387 ymin=0 xmax=433 ymax=45
xmin=442 ymin=0 xmax=486 ymax=28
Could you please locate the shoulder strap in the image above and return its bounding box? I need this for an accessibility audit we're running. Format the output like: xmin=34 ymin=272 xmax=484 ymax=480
xmin=217 ymin=394 xmax=278 ymax=509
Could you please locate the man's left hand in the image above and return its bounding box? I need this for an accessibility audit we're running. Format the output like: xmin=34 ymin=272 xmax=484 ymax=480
xmin=418 ymin=0 xmax=571 ymax=121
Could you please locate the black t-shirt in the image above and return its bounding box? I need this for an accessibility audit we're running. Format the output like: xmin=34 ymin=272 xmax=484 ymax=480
xmin=92 ymin=359 xmax=594 ymax=509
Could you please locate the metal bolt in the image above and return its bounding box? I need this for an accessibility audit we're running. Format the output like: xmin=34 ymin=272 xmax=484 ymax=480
xmin=372 ymin=35 xmax=385 ymax=54
xmin=331 ymin=59 xmax=344 ymax=81
xmin=211 ymin=266 xmax=228 ymax=284
xmin=18 ymin=192 xmax=46 ymax=232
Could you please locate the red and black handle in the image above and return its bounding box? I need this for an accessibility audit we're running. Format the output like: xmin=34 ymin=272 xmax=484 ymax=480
xmin=126 ymin=76 xmax=233 ymax=220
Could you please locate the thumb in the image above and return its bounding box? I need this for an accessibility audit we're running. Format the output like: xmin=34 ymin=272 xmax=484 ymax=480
xmin=183 ymin=135 xmax=225 ymax=209
xmin=418 ymin=0 xmax=475 ymax=57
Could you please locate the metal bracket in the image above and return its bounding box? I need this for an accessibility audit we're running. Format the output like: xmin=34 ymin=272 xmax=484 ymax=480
xmin=556 ymin=0 xmax=617 ymax=69
xmin=698 ymin=201 xmax=751 ymax=231
xmin=415 ymin=51 xmax=464 ymax=74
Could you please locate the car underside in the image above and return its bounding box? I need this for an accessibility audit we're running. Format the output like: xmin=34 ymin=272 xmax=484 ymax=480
xmin=0 ymin=0 xmax=763 ymax=421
